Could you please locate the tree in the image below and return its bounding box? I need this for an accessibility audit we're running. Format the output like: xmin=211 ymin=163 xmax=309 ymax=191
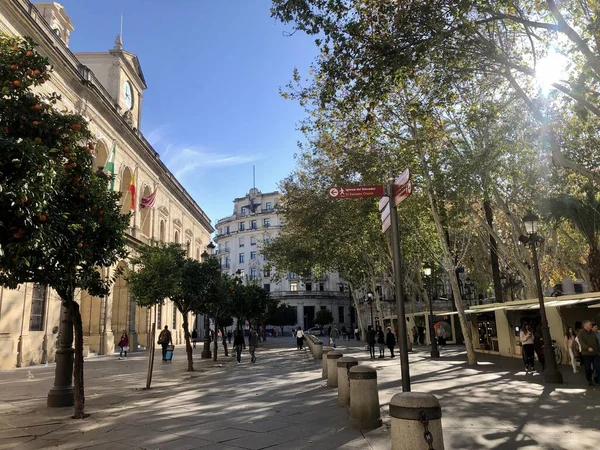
xmin=267 ymin=303 xmax=297 ymax=334
xmin=128 ymin=243 xmax=223 ymax=371
xmin=314 ymin=309 xmax=334 ymax=330
xmin=0 ymin=35 xmax=129 ymax=418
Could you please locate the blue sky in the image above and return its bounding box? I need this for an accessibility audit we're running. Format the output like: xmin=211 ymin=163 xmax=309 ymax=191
xmin=58 ymin=1 xmax=316 ymax=227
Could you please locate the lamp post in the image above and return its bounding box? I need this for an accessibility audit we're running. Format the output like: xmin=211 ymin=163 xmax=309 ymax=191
xmin=234 ymin=269 xmax=244 ymax=331
xmin=519 ymin=213 xmax=563 ymax=384
xmin=367 ymin=291 xmax=375 ymax=328
xmin=200 ymin=248 xmax=212 ymax=359
xmin=423 ymin=267 xmax=440 ymax=358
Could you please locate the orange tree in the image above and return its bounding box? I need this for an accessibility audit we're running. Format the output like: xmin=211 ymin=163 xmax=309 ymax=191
xmin=0 ymin=35 xmax=129 ymax=419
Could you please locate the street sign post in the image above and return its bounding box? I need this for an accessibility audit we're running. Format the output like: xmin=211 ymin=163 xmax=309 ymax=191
xmin=393 ymin=180 xmax=412 ymax=207
xmin=328 ymin=185 xmax=384 ymax=199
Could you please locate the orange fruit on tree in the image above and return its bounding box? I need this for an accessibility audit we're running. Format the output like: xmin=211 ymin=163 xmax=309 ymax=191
xmin=25 ymin=51 xmax=33 ymax=57
xmin=32 ymin=121 xmax=39 ymax=126
xmin=33 ymin=69 xmax=41 ymax=76
xmin=10 ymin=64 xmax=18 ymax=71
xmin=71 ymin=123 xmax=81 ymax=131
xmin=32 ymin=104 xmax=41 ymax=111
xmin=39 ymin=214 xmax=47 ymax=222
xmin=12 ymin=80 xmax=21 ymax=87
xmin=77 ymin=242 xmax=83 ymax=248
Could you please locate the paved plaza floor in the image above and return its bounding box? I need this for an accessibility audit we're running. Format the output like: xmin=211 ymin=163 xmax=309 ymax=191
xmin=0 ymin=337 xmax=598 ymax=449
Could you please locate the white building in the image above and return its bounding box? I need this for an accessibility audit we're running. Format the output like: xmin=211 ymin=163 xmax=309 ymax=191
xmin=214 ymin=188 xmax=355 ymax=332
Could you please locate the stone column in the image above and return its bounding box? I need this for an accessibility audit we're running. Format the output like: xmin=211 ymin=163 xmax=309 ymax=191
xmin=337 ymin=357 xmax=358 ymax=406
xmin=349 ymin=365 xmax=382 ymax=430
xmin=390 ymin=392 xmax=444 ymax=450
xmin=47 ymin=304 xmax=74 ymax=407
xmin=128 ymin=296 xmax=138 ymax=351
xmin=327 ymin=350 xmax=343 ymax=387
xmin=102 ymin=269 xmax=114 ymax=356
xmin=321 ymin=346 xmax=333 ymax=379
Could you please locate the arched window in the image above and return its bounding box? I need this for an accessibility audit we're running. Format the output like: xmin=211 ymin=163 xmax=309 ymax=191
xmin=174 ymin=230 xmax=179 ymax=244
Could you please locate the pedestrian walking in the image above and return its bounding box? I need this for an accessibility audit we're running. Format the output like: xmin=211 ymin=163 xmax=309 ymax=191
xmin=412 ymin=326 xmax=419 ymax=345
xmin=296 ymin=327 xmax=305 ymax=350
xmin=366 ymin=325 xmax=376 ymax=358
xmin=520 ymin=325 xmax=535 ymax=373
xmin=157 ymin=325 xmax=173 ymax=362
xmin=118 ymin=331 xmax=129 ymax=359
xmin=191 ymin=329 xmax=198 ymax=348
xmin=577 ymin=320 xmax=600 ymax=386
xmin=386 ymin=327 xmax=396 ymax=358
xmin=249 ymin=328 xmax=259 ymax=363
xmin=330 ymin=325 xmax=340 ymax=348
xmin=227 ymin=330 xmax=232 ymax=344
xmin=341 ymin=326 xmax=347 ymax=340
xmin=377 ymin=325 xmax=385 ymax=358
xmin=327 ymin=325 xmax=332 ymax=337
xmin=234 ymin=329 xmax=244 ymax=363
xmin=565 ymin=326 xmax=578 ymax=373
xmin=354 ymin=327 xmax=359 ymax=340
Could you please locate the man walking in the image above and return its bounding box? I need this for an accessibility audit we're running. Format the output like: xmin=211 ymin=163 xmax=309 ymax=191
xmin=191 ymin=329 xmax=198 ymax=348
xmin=577 ymin=320 xmax=600 ymax=386
xmin=330 ymin=325 xmax=340 ymax=348
xmin=249 ymin=328 xmax=259 ymax=363
xmin=157 ymin=325 xmax=173 ymax=361
xmin=233 ymin=330 xmax=244 ymax=363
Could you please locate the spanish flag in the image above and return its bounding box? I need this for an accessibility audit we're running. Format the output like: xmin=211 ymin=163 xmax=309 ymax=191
xmin=128 ymin=173 xmax=136 ymax=211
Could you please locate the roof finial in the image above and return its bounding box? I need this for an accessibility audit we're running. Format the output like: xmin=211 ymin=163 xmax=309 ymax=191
xmin=113 ymin=14 xmax=123 ymax=50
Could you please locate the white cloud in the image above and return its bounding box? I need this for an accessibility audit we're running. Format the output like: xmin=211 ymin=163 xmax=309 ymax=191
xmin=146 ymin=126 xmax=262 ymax=180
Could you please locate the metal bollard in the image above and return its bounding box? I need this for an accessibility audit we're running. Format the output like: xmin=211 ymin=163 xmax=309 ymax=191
xmin=326 ymin=351 xmax=343 ymax=387
xmin=321 ymin=346 xmax=333 ymax=379
xmin=349 ymin=365 xmax=382 ymax=430
xmin=390 ymin=392 xmax=444 ymax=450
xmin=314 ymin=341 xmax=323 ymax=360
xmin=337 ymin=356 xmax=358 ymax=406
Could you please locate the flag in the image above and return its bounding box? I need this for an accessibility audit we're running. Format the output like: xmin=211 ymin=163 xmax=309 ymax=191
xmin=105 ymin=141 xmax=116 ymax=190
xmin=128 ymin=173 xmax=136 ymax=211
xmin=140 ymin=186 xmax=157 ymax=209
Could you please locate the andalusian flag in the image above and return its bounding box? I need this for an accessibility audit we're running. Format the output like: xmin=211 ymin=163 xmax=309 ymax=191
xmin=105 ymin=141 xmax=116 ymax=190
xmin=128 ymin=173 xmax=136 ymax=211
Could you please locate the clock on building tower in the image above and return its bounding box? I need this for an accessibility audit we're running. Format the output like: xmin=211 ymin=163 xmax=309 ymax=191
xmin=123 ymin=81 xmax=134 ymax=110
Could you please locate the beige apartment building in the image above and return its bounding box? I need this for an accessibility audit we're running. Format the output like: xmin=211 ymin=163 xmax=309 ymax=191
xmin=0 ymin=1 xmax=214 ymax=369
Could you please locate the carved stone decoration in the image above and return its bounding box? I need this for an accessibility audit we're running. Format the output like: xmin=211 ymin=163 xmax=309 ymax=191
xmin=123 ymin=110 xmax=134 ymax=127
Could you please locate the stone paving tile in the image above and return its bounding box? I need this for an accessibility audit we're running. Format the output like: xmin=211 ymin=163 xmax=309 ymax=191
xmin=231 ymin=419 xmax=294 ymax=433
xmin=225 ymin=431 xmax=297 ymax=450
xmin=196 ymin=427 xmax=256 ymax=443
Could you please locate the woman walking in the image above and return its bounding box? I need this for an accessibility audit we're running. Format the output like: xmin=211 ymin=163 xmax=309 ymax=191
xmin=118 ymin=331 xmax=129 ymax=360
xmin=520 ymin=324 xmax=535 ymax=374
xmin=366 ymin=325 xmax=376 ymax=359
xmin=386 ymin=327 xmax=396 ymax=358
xmin=377 ymin=326 xmax=385 ymax=359
xmin=565 ymin=326 xmax=578 ymax=373
xmin=295 ymin=327 xmax=305 ymax=350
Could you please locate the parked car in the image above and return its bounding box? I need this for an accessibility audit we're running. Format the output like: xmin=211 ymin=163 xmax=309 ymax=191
xmin=306 ymin=327 xmax=324 ymax=336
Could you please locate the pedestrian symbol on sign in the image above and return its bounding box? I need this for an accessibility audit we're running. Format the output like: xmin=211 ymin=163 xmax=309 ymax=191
xmin=328 ymin=187 xmax=339 ymax=198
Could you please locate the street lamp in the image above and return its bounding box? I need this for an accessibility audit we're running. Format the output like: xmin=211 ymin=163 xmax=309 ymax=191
xmin=367 ymin=291 xmax=375 ymax=328
xmin=519 ymin=213 xmax=563 ymax=384
xmin=423 ymin=266 xmax=440 ymax=358
xmin=200 ymin=249 xmax=212 ymax=359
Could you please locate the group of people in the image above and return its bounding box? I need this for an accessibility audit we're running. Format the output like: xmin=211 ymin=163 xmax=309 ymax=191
xmin=565 ymin=320 xmax=600 ymax=386
xmin=520 ymin=320 xmax=600 ymax=385
xmin=366 ymin=325 xmax=396 ymax=359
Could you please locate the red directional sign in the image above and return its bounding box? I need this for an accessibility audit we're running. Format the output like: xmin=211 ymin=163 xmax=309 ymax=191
xmin=393 ymin=180 xmax=413 ymax=207
xmin=328 ymin=185 xmax=384 ymax=199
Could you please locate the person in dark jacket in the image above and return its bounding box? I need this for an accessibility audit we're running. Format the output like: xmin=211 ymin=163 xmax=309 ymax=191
xmin=385 ymin=327 xmax=396 ymax=358
xmin=377 ymin=326 xmax=385 ymax=358
xmin=366 ymin=325 xmax=376 ymax=359
xmin=577 ymin=320 xmax=600 ymax=385
xmin=533 ymin=329 xmax=546 ymax=372
xmin=157 ymin=326 xmax=173 ymax=361
xmin=248 ymin=328 xmax=259 ymax=363
xmin=118 ymin=331 xmax=129 ymax=359
xmin=191 ymin=329 xmax=198 ymax=348
xmin=233 ymin=330 xmax=244 ymax=363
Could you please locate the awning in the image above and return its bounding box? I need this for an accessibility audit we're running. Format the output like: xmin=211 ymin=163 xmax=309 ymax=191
xmin=545 ymin=297 xmax=600 ymax=307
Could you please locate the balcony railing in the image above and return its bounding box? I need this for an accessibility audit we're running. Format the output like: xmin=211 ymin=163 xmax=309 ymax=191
xmin=269 ymin=290 xmax=348 ymax=299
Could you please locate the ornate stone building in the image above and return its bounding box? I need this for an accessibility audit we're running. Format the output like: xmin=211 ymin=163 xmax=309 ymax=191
xmin=214 ymin=188 xmax=354 ymax=332
xmin=0 ymin=1 xmax=214 ymax=368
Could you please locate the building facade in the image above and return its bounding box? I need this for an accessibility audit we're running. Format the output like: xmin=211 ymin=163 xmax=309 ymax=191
xmin=214 ymin=188 xmax=354 ymax=332
xmin=0 ymin=1 xmax=214 ymax=369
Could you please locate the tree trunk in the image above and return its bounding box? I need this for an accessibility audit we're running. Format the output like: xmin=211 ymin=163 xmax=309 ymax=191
xmin=213 ymin=319 xmax=219 ymax=361
xmin=181 ymin=312 xmax=193 ymax=371
xmin=483 ymin=198 xmax=504 ymax=303
xmin=420 ymin=149 xmax=477 ymax=365
xmin=66 ymin=295 xmax=87 ymax=419
xmin=589 ymin=247 xmax=600 ymax=291
xmin=220 ymin=326 xmax=228 ymax=356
